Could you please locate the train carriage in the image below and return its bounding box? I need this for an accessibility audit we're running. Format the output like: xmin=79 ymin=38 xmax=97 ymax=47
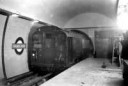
xmin=28 ymin=26 xmax=68 ymax=72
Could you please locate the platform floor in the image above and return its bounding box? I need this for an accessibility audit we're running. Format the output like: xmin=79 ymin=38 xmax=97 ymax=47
xmin=40 ymin=57 xmax=123 ymax=86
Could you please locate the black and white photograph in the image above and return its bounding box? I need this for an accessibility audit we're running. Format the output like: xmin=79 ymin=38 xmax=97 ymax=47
xmin=0 ymin=0 xmax=128 ymax=86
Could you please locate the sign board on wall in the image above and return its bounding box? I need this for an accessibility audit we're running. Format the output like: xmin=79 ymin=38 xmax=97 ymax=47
xmin=12 ymin=37 xmax=26 ymax=55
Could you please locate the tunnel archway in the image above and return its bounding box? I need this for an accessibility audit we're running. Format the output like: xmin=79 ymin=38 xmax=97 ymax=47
xmin=70 ymin=29 xmax=94 ymax=55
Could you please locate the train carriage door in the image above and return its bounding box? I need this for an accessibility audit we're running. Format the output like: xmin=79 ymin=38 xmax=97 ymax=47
xmin=67 ymin=37 xmax=74 ymax=64
xmin=72 ymin=38 xmax=83 ymax=58
xmin=54 ymin=32 xmax=67 ymax=68
xmin=41 ymin=32 xmax=56 ymax=66
xmin=82 ymin=39 xmax=92 ymax=57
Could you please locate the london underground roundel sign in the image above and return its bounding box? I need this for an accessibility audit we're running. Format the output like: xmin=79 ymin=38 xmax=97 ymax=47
xmin=12 ymin=37 xmax=26 ymax=55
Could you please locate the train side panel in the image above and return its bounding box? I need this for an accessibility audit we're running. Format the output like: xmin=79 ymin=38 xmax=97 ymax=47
xmin=68 ymin=30 xmax=93 ymax=62
xmin=0 ymin=14 xmax=7 ymax=79
xmin=4 ymin=16 xmax=31 ymax=78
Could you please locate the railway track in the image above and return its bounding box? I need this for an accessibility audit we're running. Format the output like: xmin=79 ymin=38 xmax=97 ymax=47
xmin=6 ymin=72 xmax=52 ymax=86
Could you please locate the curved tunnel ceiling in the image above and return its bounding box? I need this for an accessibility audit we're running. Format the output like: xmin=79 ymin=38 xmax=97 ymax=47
xmin=64 ymin=13 xmax=117 ymax=28
xmin=0 ymin=0 xmax=117 ymax=28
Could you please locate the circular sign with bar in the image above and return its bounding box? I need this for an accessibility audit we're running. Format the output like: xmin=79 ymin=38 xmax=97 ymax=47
xmin=12 ymin=37 xmax=26 ymax=55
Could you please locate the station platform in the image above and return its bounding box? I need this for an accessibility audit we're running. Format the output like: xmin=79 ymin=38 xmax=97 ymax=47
xmin=40 ymin=56 xmax=123 ymax=86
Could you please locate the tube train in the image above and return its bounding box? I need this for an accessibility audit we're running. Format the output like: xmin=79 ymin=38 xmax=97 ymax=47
xmin=28 ymin=25 xmax=93 ymax=73
xmin=0 ymin=9 xmax=93 ymax=80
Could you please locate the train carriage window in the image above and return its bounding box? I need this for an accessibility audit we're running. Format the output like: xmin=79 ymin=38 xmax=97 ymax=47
xmin=46 ymin=33 xmax=52 ymax=39
xmin=45 ymin=33 xmax=55 ymax=48
xmin=55 ymin=34 xmax=66 ymax=47
xmin=33 ymin=34 xmax=41 ymax=44
xmin=32 ymin=32 xmax=42 ymax=48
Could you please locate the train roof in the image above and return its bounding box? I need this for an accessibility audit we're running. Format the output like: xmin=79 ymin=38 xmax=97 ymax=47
xmin=64 ymin=30 xmax=85 ymax=39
